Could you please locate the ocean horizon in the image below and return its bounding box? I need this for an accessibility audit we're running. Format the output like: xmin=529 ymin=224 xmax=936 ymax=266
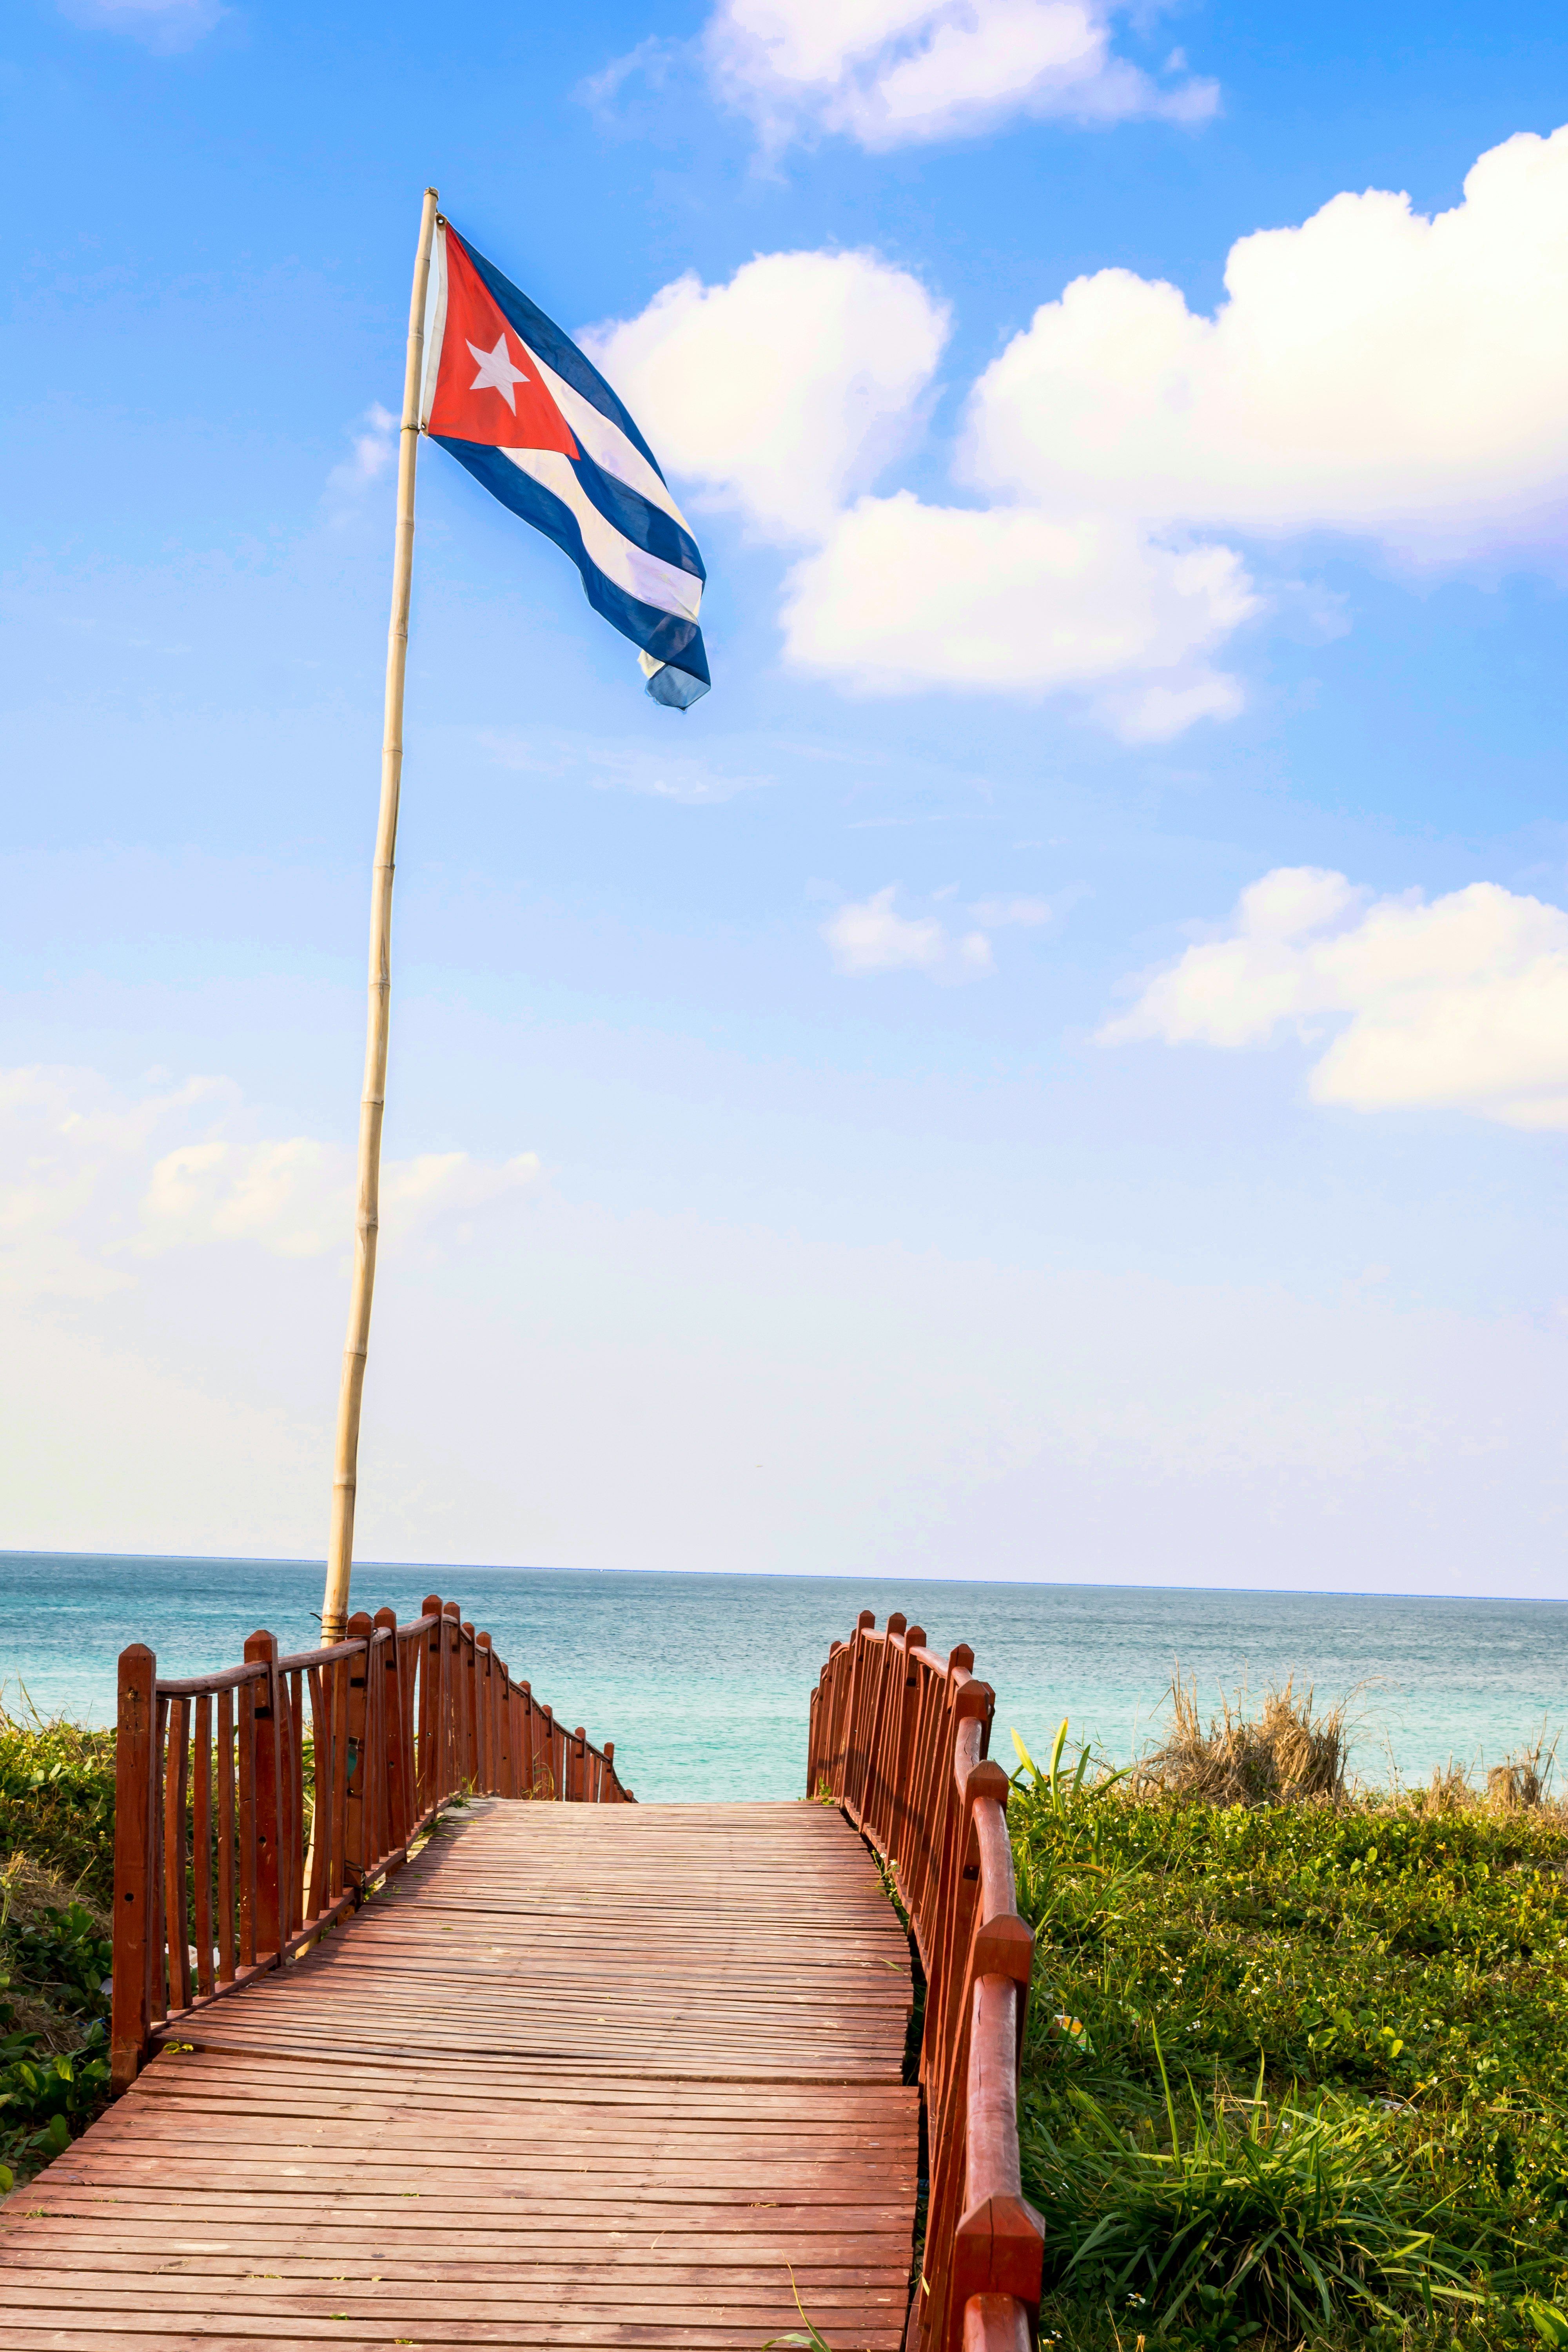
xmin=2 ymin=1548 xmax=1563 ymax=1804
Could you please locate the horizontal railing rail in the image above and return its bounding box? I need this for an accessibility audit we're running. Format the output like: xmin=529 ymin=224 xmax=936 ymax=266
xmin=111 ymin=1590 xmax=632 ymax=2092
xmin=808 ymin=1612 xmax=1043 ymax=2352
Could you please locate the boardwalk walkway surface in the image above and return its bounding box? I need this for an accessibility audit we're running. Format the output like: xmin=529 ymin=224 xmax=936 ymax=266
xmin=0 ymin=1800 xmax=918 ymax=2351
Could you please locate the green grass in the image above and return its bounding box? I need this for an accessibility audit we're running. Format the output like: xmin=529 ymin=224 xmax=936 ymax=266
xmin=0 ymin=1705 xmax=118 ymax=2188
xmin=0 ymin=1705 xmax=117 ymax=1909
xmin=1009 ymin=1740 xmax=1568 ymax=2352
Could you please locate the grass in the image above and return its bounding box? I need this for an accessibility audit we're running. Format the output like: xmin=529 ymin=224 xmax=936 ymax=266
xmin=0 ymin=1699 xmax=118 ymax=2188
xmin=7 ymin=1676 xmax=1568 ymax=2352
xmin=1009 ymin=1693 xmax=1568 ymax=2352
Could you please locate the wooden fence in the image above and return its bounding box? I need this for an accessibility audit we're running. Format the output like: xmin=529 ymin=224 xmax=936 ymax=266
xmin=111 ymin=1592 xmax=632 ymax=2092
xmin=808 ymin=1611 xmax=1044 ymax=2352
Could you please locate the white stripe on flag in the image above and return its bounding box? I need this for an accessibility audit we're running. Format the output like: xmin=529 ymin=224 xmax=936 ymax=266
xmin=418 ymin=221 xmax=450 ymax=430
xmin=530 ymin=352 xmax=694 ymax=535
xmin=501 ymin=448 xmax=704 ymax=623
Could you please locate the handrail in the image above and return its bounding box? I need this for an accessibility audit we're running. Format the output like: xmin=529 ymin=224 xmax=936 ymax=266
xmin=808 ymin=1612 xmax=1043 ymax=2352
xmin=111 ymin=1589 xmax=632 ymax=2093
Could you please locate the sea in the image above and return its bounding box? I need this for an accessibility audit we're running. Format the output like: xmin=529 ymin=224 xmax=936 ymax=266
xmin=2 ymin=1552 xmax=1564 ymax=1805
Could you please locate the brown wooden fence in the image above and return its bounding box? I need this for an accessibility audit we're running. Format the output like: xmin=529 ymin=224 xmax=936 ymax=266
xmin=110 ymin=1591 xmax=632 ymax=2093
xmin=807 ymin=1610 xmax=1044 ymax=2352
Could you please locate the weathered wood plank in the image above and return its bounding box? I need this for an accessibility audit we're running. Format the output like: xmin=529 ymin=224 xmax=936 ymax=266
xmin=1 ymin=1799 xmax=916 ymax=2344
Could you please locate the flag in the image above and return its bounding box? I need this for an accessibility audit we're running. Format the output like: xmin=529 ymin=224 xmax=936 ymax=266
xmin=420 ymin=217 xmax=710 ymax=710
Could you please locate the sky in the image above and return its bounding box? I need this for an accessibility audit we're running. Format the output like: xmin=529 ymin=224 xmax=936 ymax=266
xmin=4 ymin=0 xmax=1568 ymax=1594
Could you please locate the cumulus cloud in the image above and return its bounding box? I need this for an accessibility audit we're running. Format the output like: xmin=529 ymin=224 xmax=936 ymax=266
xmin=589 ymin=251 xmax=1251 ymax=734
xmin=1102 ymin=867 xmax=1568 ymax=1128
xmin=703 ymin=0 xmax=1216 ymax=151
xmin=824 ymin=878 xmax=1082 ymax=976
xmin=139 ymin=1137 xmax=540 ymax=1256
xmin=588 ymin=123 xmax=1568 ymax=735
xmin=964 ymin=124 xmax=1568 ymax=564
xmin=0 ymin=1064 xmax=541 ymax=1298
xmin=780 ymin=496 xmax=1253 ymax=730
xmin=824 ymin=885 xmax=994 ymax=977
xmin=583 ymin=251 xmax=948 ymax=540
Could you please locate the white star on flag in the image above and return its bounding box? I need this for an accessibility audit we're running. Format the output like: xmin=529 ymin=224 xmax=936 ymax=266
xmin=467 ymin=331 xmax=529 ymax=412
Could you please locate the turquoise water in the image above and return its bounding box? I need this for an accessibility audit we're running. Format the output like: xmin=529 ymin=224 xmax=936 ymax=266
xmin=2 ymin=1552 xmax=1564 ymax=1803
xmin=6 ymin=1562 xmax=1561 ymax=1797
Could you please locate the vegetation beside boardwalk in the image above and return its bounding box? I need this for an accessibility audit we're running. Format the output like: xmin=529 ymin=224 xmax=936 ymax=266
xmin=0 ymin=1705 xmax=117 ymax=2189
xmin=7 ymin=1679 xmax=1568 ymax=2352
xmin=1010 ymin=1694 xmax=1568 ymax=2352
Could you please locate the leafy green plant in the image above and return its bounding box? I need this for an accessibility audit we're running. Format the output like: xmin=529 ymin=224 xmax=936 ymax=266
xmin=1030 ymin=2047 xmax=1471 ymax=2336
xmin=0 ymin=1708 xmax=120 ymax=2181
xmin=1008 ymin=1710 xmax=1568 ymax=2347
xmin=0 ymin=1702 xmax=117 ymax=1909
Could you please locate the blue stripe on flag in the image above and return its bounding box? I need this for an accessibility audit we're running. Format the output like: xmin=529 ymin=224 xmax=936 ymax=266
xmin=458 ymin=238 xmax=666 ymax=485
xmin=569 ymin=451 xmax=704 ymax=584
xmin=436 ymin=436 xmax=710 ymax=693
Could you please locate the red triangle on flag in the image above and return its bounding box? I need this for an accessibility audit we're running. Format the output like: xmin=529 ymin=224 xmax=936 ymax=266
xmin=426 ymin=233 xmax=579 ymax=456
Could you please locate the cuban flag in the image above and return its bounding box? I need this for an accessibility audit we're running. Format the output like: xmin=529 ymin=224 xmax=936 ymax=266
xmin=420 ymin=218 xmax=710 ymax=709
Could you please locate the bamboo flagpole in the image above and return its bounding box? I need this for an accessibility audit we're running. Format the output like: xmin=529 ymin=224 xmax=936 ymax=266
xmin=321 ymin=186 xmax=440 ymax=1646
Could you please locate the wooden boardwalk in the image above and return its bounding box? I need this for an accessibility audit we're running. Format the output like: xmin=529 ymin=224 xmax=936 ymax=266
xmin=0 ymin=1799 xmax=916 ymax=2350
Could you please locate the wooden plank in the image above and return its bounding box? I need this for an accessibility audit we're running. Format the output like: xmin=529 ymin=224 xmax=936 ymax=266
xmin=1 ymin=1799 xmax=916 ymax=2344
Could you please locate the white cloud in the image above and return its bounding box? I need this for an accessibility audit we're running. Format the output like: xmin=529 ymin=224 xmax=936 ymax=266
xmin=590 ymin=123 xmax=1568 ymax=735
xmin=963 ymin=123 xmax=1568 ymax=563
xmin=327 ymin=405 xmax=398 ymax=501
xmin=589 ymin=252 xmax=1251 ymax=735
xmin=139 ymin=1136 xmax=541 ymax=1256
xmin=0 ymin=1064 xmax=541 ymax=1296
xmin=583 ymin=251 xmax=948 ymax=541
xmin=824 ymin=885 xmax=994 ymax=977
xmin=780 ymin=496 xmax=1253 ymax=732
xmin=1102 ymin=867 xmax=1568 ymax=1128
xmin=0 ymin=1066 xmax=225 ymax=1301
xmin=704 ymin=0 xmax=1217 ymax=151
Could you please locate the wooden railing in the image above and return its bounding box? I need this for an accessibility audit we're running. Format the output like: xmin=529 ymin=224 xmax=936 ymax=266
xmin=111 ymin=1591 xmax=632 ymax=2092
xmin=808 ymin=1610 xmax=1043 ymax=2352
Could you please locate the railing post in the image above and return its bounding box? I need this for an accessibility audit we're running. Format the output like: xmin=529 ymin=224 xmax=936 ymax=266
xmin=497 ymin=1661 xmax=515 ymax=1796
xmin=245 ymin=1630 xmax=283 ymax=1960
xmin=459 ymin=1619 xmax=478 ymax=1789
xmin=865 ymin=1612 xmax=905 ymax=1845
xmin=843 ymin=1610 xmax=876 ymax=1820
xmin=279 ymin=1665 xmax=304 ymax=1940
xmin=419 ymin=1593 xmax=442 ymax=1814
xmin=111 ymin=1644 xmax=157 ymax=2094
xmin=344 ymin=1611 xmax=372 ymax=1881
xmin=216 ymin=1688 xmax=237 ymax=1982
xmin=163 ymin=1696 xmax=192 ymax=2018
xmin=442 ymin=1603 xmax=462 ymax=1798
xmin=475 ymin=1631 xmax=495 ymax=1792
xmin=236 ymin=1653 xmax=258 ymax=1967
xmin=377 ymin=1607 xmax=407 ymax=1854
xmin=520 ymin=1681 xmax=536 ymax=1796
xmin=889 ymin=1623 xmax=925 ymax=1884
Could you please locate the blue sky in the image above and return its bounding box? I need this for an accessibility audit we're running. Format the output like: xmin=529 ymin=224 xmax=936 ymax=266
xmin=4 ymin=0 xmax=1568 ymax=1592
